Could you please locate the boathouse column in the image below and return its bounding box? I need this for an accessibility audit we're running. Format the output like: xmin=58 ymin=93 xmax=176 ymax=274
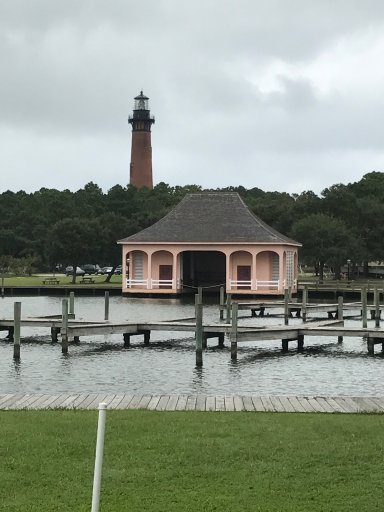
xmin=225 ymin=253 xmax=231 ymax=293
xmin=251 ymin=253 xmax=257 ymax=291
xmin=279 ymin=252 xmax=285 ymax=293
xmin=172 ymin=252 xmax=178 ymax=290
xmin=147 ymin=252 xmax=152 ymax=290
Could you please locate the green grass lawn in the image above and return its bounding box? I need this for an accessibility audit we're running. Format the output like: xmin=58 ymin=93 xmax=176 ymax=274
xmin=1 ymin=410 xmax=384 ymax=511
xmin=0 ymin=274 xmax=122 ymax=287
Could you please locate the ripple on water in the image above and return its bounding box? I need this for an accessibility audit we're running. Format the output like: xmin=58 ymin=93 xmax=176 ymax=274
xmin=1 ymin=295 xmax=384 ymax=396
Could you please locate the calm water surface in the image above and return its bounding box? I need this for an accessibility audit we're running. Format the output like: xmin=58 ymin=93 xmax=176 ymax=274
xmin=0 ymin=295 xmax=383 ymax=396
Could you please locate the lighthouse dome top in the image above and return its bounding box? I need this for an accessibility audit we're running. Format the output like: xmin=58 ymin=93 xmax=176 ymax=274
xmin=134 ymin=91 xmax=149 ymax=110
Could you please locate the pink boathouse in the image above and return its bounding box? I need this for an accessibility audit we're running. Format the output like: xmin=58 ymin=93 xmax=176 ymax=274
xmin=118 ymin=192 xmax=301 ymax=296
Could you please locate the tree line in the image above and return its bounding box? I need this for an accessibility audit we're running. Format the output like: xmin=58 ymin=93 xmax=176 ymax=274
xmin=0 ymin=172 xmax=383 ymax=280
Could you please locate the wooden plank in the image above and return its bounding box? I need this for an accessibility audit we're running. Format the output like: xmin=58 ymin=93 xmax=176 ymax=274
xmin=206 ymin=396 xmax=216 ymax=411
xmin=251 ymin=395 xmax=266 ymax=412
xmin=350 ymin=396 xmax=382 ymax=413
xmin=332 ymin=397 xmax=360 ymax=413
xmin=127 ymin=394 xmax=144 ymax=409
xmin=146 ymin=395 xmax=161 ymax=410
xmin=233 ymin=396 xmax=245 ymax=411
xmin=224 ymin=395 xmax=235 ymax=411
xmin=242 ymin=396 xmax=255 ymax=412
xmin=294 ymin=396 xmax=316 ymax=412
xmin=175 ymin=395 xmax=188 ymax=411
xmin=107 ymin=394 xmax=126 ymax=410
xmin=55 ymin=394 xmax=79 ymax=409
xmin=32 ymin=394 xmax=62 ymax=409
xmin=11 ymin=394 xmax=40 ymax=409
xmin=71 ymin=393 xmax=92 ymax=409
xmin=115 ymin=394 xmax=135 ymax=409
xmin=195 ymin=395 xmax=206 ymax=411
xmin=186 ymin=395 xmax=197 ymax=411
xmin=165 ymin=395 xmax=179 ymax=411
xmin=323 ymin=397 xmax=347 ymax=413
xmin=313 ymin=397 xmax=336 ymax=413
xmin=0 ymin=394 xmax=24 ymax=408
xmin=366 ymin=397 xmax=384 ymax=412
xmin=305 ymin=397 xmax=327 ymax=412
xmin=260 ymin=396 xmax=275 ymax=412
xmin=156 ymin=395 xmax=170 ymax=411
xmin=99 ymin=394 xmax=117 ymax=407
xmin=137 ymin=395 xmax=152 ymax=410
xmin=277 ymin=396 xmax=295 ymax=412
xmin=84 ymin=393 xmax=109 ymax=409
xmin=215 ymin=395 xmax=226 ymax=411
xmin=268 ymin=396 xmax=287 ymax=413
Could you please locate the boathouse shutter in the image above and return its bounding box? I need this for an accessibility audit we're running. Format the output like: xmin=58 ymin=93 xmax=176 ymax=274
xmin=271 ymin=253 xmax=279 ymax=281
xmin=286 ymin=251 xmax=294 ymax=288
xmin=134 ymin=253 xmax=144 ymax=280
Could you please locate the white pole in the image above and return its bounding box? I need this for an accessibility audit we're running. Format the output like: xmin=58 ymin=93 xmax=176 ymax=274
xmin=91 ymin=403 xmax=107 ymax=512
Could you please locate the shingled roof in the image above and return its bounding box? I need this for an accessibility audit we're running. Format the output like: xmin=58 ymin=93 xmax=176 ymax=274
xmin=119 ymin=192 xmax=301 ymax=245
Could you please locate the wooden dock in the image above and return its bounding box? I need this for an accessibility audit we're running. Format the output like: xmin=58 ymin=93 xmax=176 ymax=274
xmin=2 ymin=293 xmax=384 ymax=358
xmin=0 ymin=392 xmax=383 ymax=413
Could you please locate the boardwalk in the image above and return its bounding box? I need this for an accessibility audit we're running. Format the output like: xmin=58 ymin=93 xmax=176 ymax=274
xmin=0 ymin=393 xmax=383 ymax=413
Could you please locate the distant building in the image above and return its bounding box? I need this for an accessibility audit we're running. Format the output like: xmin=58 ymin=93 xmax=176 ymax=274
xmin=118 ymin=192 xmax=301 ymax=295
xmin=128 ymin=91 xmax=155 ymax=189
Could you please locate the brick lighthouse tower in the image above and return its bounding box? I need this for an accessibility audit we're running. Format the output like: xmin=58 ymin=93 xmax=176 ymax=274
xmin=128 ymin=91 xmax=155 ymax=189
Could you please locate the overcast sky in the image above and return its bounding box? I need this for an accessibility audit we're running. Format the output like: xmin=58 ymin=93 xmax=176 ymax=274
xmin=1 ymin=0 xmax=384 ymax=195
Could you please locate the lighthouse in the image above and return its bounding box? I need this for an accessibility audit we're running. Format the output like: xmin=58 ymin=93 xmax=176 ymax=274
xmin=128 ymin=91 xmax=155 ymax=189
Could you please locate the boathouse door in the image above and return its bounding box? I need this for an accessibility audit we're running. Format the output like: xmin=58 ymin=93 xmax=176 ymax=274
xmin=237 ymin=265 xmax=251 ymax=289
xmin=159 ymin=265 xmax=173 ymax=288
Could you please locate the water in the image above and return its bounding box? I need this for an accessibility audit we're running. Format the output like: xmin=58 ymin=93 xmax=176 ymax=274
xmin=0 ymin=295 xmax=383 ymax=396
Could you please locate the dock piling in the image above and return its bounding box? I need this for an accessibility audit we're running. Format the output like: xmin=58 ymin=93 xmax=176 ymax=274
xmin=297 ymin=334 xmax=304 ymax=351
xmin=337 ymin=296 xmax=344 ymax=343
xmin=226 ymin=294 xmax=232 ymax=323
xmin=61 ymin=299 xmax=69 ymax=354
xmin=51 ymin=327 xmax=60 ymax=343
xmin=104 ymin=291 xmax=109 ymax=321
xmin=230 ymin=302 xmax=238 ymax=360
xmin=375 ymin=288 xmax=381 ymax=327
xmin=361 ymin=286 xmax=367 ymax=328
xmin=13 ymin=302 xmax=21 ymax=359
xmin=284 ymin=288 xmax=289 ymax=325
xmin=219 ymin=286 xmax=225 ymax=320
xmin=143 ymin=330 xmax=150 ymax=345
xmin=69 ymin=292 xmax=75 ymax=316
xmin=123 ymin=333 xmax=130 ymax=348
xmin=195 ymin=294 xmax=203 ymax=366
xmin=302 ymin=285 xmax=308 ymax=322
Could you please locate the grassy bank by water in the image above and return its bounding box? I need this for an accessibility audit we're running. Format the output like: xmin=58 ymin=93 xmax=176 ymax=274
xmin=0 ymin=274 xmax=122 ymax=287
xmin=1 ymin=410 xmax=384 ymax=511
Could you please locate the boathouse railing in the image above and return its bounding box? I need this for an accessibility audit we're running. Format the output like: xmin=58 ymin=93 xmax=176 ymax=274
xmin=151 ymin=279 xmax=174 ymax=289
xmin=126 ymin=278 xmax=148 ymax=288
xmin=229 ymin=279 xmax=281 ymax=290
xmin=126 ymin=278 xmax=179 ymax=289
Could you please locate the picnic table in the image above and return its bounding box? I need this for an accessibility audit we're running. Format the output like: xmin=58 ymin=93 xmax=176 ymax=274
xmin=42 ymin=277 xmax=60 ymax=285
xmin=79 ymin=277 xmax=95 ymax=284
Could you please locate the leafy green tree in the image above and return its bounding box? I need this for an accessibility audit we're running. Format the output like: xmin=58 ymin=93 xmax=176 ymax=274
xmin=48 ymin=218 xmax=100 ymax=283
xmin=290 ymin=214 xmax=361 ymax=280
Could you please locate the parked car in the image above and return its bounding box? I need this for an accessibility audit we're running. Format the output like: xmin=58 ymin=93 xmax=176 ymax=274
xmin=99 ymin=266 xmax=113 ymax=275
xmin=65 ymin=266 xmax=85 ymax=276
xmin=81 ymin=264 xmax=98 ymax=275
xmin=115 ymin=265 xmax=122 ymax=275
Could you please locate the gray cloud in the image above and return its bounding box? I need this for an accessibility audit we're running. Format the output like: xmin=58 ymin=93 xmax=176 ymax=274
xmin=1 ymin=0 xmax=384 ymax=194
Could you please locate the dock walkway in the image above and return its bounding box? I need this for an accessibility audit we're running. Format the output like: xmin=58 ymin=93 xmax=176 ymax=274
xmin=0 ymin=393 xmax=383 ymax=413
